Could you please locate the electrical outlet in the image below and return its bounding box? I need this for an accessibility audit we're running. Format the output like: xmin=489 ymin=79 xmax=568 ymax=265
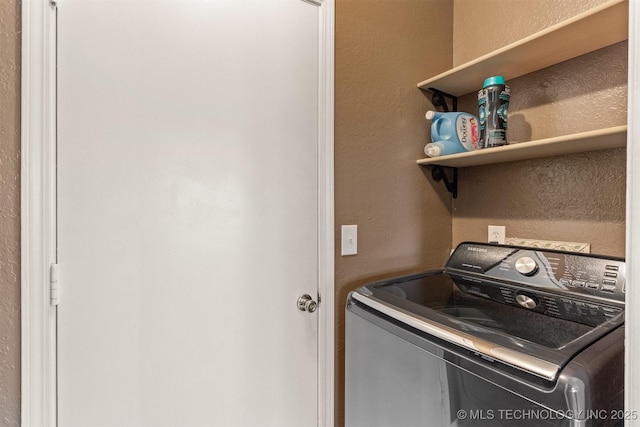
xmin=488 ymin=225 xmax=506 ymax=244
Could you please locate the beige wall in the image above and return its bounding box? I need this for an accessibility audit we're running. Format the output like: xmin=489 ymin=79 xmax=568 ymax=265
xmin=334 ymin=0 xmax=453 ymax=424
xmin=0 ymin=0 xmax=21 ymax=425
xmin=452 ymin=0 xmax=627 ymax=257
xmin=453 ymin=0 xmax=612 ymax=66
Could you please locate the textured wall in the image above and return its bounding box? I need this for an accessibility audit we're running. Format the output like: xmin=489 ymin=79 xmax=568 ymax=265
xmin=451 ymin=0 xmax=627 ymax=257
xmin=334 ymin=0 xmax=453 ymax=424
xmin=0 ymin=0 xmax=21 ymax=425
xmin=453 ymin=0 xmax=611 ymax=66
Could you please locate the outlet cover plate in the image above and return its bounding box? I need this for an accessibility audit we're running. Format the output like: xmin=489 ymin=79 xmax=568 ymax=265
xmin=488 ymin=225 xmax=506 ymax=244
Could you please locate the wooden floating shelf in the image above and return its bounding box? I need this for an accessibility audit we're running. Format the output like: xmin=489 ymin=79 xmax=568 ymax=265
xmin=417 ymin=0 xmax=628 ymax=96
xmin=416 ymin=126 xmax=627 ymax=168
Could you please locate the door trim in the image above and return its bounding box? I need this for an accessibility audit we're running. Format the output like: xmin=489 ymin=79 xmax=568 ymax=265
xmin=21 ymin=0 xmax=58 ymax=425
xmin=316 ymin=0 xmax=336 ymax=424
xmin=626 ymin=0 xmax=640 ymax=420
xmin=20 ymin=1 xmax=335 ymax=425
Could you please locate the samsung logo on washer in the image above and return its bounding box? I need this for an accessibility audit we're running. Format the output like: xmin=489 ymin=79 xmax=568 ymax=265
xmin=467 ymin=247 xmax=488 ymax=253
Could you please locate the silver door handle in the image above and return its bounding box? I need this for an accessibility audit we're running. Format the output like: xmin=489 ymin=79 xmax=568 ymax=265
xmin=297 ymin=294 xmax=318 ymax=313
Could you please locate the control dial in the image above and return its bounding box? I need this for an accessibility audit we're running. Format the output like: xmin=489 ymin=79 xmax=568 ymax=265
xmin=515 ymin=256 xmax=539 ymax=276
xmin=516 ymin=294 xmax=538 ymax=309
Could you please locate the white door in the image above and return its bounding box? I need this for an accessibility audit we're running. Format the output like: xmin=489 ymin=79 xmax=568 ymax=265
xmin=57 ymin=1 xmax=322 ymax=425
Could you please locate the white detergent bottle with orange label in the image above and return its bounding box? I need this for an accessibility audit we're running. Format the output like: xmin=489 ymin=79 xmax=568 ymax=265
xmin=424 ymin=110 xmax=480 ymax=157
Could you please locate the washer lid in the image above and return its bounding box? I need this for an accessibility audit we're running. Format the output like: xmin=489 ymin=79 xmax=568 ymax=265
xmin=351 ymin=269 xmax=623 ymax=382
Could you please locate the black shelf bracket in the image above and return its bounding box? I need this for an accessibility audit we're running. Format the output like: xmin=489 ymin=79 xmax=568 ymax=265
xmin=428 ymin=87 xmax=458 ymax=113
xmin=431 ymin=166 xmax=458 ymax=198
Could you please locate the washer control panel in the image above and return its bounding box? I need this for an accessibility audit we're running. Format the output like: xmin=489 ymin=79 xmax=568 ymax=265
xmin=454 ymin=279 xmax=623 ymax=326
xmin=446 ymin=242 xmax=626 ymax=303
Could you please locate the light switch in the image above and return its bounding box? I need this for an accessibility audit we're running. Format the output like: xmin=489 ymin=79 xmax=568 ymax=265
xmin=341 ymin=225 xmax=358 ymax=256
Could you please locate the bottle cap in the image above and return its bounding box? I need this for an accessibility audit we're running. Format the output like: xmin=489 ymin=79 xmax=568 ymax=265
xmin=424 ymin=143 xmax=441 ymax=157
xmin=483 ymin=76 xmax=505 ymax=87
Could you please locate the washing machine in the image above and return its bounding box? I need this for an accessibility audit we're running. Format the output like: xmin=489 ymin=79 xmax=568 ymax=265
xmin=346 ymin=242 xmax=626 ymax=427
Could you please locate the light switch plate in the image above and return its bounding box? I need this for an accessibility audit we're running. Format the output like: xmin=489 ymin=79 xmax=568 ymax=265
xmin=341 ymin=225 xmax=357 ymax=256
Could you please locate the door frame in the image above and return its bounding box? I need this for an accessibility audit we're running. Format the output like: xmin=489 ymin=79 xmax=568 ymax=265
xmin=20 ymin=0 xmax=335 ymax=425
xmin=626 ymin=0 xmax=640 ymax=423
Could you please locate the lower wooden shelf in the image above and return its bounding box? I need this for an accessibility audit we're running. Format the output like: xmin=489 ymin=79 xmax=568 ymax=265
xmin=416 ymin=126 xmax=627 ymax=168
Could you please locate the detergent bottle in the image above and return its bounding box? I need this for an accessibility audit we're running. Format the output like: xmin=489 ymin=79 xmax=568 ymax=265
xmin=478 ymin=75 xmax=510 ymax=148
xmin=424 ymin=110 xmax=480 ymax=157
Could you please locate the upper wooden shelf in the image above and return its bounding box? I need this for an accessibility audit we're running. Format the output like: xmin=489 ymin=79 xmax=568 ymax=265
xmin=416 ymin=126 xmax=627 ymax=168
xmin=417 ymin=0 xmax=628 ymax=96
